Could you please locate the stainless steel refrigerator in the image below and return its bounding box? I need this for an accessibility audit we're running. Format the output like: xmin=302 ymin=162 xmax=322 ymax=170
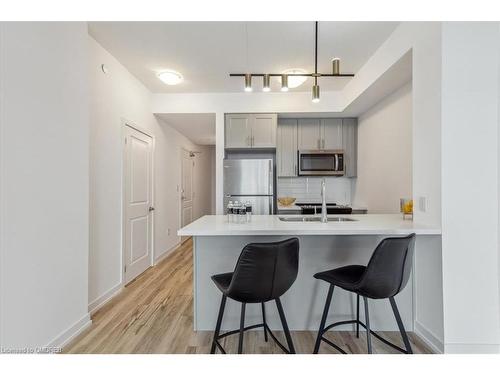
xmin=223 ymin=159 xmax=274 ymax=214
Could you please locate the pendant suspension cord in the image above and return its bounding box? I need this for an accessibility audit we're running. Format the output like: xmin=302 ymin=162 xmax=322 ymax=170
xmin=314 ymin=21 xmax=318 ymax=86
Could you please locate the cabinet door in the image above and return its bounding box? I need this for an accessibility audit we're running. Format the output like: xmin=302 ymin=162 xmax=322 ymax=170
xmin=277 ymin=119 xmax=298 ymax=177
xmin=342 ymin=118 xmax=358 ymax=177
xmin=297 ymin=119 xmax=321 ymax=150
xmin=321 ymin=118 xmax=343 ymax=149
xmin=251 ymin=113 xmax=277 ymax=148
xmin=225 ymin=114 xmax=251 ymax=148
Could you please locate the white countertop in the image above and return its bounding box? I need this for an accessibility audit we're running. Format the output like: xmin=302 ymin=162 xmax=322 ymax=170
xmin=178 ymin=214 xmax=441 ymax=236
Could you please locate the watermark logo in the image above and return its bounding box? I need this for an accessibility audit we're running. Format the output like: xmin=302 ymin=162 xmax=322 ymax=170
xmin=1 ymin=346 xmax=62 ymax=354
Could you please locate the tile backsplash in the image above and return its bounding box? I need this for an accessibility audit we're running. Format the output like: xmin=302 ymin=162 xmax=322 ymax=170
xmin=277 ymin=177 xmax=352 ymax=205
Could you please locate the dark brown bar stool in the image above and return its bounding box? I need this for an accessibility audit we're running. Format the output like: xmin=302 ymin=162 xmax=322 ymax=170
xmin=313 ymin=233 xmax=416 ymax=354
xmin=210 ymin=238 xmax=299 ymax=354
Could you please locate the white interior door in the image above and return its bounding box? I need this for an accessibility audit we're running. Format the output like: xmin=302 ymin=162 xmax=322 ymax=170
xmin=181 ymin=150 xmax=194 ymax=230
xmin=124 ymin=126 xmax=153 ymax=284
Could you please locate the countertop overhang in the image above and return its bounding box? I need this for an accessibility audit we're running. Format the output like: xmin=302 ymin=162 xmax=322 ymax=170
xmin=177 ymin=214 xmax=441 ymax=236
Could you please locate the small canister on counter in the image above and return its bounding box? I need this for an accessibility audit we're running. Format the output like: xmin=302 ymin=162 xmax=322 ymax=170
xmin=245 ymin=201 xmax=252 ymax=222
xmin=400 ymin=198 xmax=413 ymax=220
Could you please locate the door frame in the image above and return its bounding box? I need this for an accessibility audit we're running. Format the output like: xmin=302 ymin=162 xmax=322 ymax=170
xmin=121 ymin=119 xmax=155 ymax=285
xmin=179 ymin=147 xmax=194 ymax=240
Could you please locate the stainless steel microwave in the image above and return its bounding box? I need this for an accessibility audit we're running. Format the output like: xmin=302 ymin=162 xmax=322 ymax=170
xmin=298 ymin=150 xmax=345 ymax=176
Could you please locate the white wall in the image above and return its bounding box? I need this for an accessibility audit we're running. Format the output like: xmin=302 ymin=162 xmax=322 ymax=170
xmin=0 ymin=22 xmax=90 ymax=349
xmin=352 ymin=82 xmax=412 ymax=213
xmin=88 ymin=36 xmax=213 ymax=312
xmin=441 ymin=22 xmax=500 ymax=353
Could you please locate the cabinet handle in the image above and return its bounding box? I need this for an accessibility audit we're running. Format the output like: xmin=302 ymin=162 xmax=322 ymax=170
xmin=294 ymin=164 xmax=297 ymax=175
xmin=322 ymin=139 xmax=325 ymax=149
xmin=317 ymin=139 xmax=320 ymax=149
xmin=252 ymin=136 xmax=255 ymax=147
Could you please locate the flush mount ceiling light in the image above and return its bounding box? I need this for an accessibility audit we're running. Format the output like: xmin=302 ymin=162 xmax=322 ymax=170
xmin=282 ymin=69 xmax=307 ymax=88
xmin=157 ymin=70 xmax=183 ymax=85
xmin=230 ymin=21 xmax=354 ymax=102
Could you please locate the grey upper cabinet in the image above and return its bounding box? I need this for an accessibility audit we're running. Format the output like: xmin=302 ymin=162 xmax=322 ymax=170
xmin=225 ymin=113 xmax=277 ymax=149
xmin=297 ymin=119 xmax=321 ymax=150
xmin=252 ymin=113 xmax=277 ymax=148
xmin=277 ymin=119 xmax=298 ymax=177
xmin=321 ymin=118 xmax=343 ymax=149
xmin=342 ymin=118 xmax=358 ymax=177
xmin=225 ymin=114 xmax=251 ymax=148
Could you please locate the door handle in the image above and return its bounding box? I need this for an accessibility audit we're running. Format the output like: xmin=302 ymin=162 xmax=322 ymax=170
xmin=149 ymin=207 xmax=155 ymax=212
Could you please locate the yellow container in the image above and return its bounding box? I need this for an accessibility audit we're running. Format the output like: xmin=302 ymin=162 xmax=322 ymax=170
xmin=400 ymin=199 xmax=413 ymax=219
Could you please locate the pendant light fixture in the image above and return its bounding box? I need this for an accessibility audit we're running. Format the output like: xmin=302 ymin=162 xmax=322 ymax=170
xmin=311 ymin=21 xmax=320 ymax=102
xmin=244 ymin=23 xmax=252 ymax=92
xmin=281 ymin=74 xmax=289 ymax=92
xmin=230 ymin=22 xmax=354 ymax=100
xmin=263 ymin=74 xmax=271 ymax=92
xmin=244 ymin=73 xmax=252 ymax=92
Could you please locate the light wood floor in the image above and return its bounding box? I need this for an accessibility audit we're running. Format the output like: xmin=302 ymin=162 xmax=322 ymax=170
xmin=65 ymin=238 xmax=433 ymax=354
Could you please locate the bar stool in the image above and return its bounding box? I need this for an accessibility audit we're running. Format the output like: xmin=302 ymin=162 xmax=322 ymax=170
xmin=210 ymin=238 xmax=299 ymax=354
xmin=313 ymin=233 xmax=416 ymax=354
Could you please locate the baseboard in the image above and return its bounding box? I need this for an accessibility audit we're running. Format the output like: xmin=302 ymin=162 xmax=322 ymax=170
xmin=154 ymin=241 xmax=182 ymax=265
xmin=47 ymin=313 xmax=92 ymax=350
xmin=414 ymin=320 xmax=444 ymax=353
xmin=444 ymin=343 xmax=500 ymax=354
xmin=88 ymin=283 xmax=123 ymax=316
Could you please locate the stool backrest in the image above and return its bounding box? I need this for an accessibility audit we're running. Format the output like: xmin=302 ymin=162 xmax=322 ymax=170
xmin=227 ymin=238 xmax=299 ymax=303
xmin=358 ymin=233 xmax=416 ymax=299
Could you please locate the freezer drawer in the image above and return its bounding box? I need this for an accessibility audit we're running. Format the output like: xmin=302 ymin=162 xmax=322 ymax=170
xmin=224 ymin=195 xmax=273 ymax=215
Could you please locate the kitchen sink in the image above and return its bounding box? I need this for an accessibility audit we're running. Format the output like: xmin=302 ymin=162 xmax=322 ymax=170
xmin=278 ymin=216 xmax=357 ymax=222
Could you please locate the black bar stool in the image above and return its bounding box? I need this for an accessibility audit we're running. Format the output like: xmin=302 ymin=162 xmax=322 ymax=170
xmin=313 ymin=233 xmax=416 ymax=354
xmin=210 ymin=238 xmax=299 ymax=354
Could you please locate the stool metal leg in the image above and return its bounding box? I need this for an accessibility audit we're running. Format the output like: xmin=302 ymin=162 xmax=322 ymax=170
xmin=389 ymin=296 xmax=413 ymax=354
xmin=210 ymin=295 xmax=227 ymax=354
xmin=356 ymin=294 xmax=360 ymax=338
xmin=275 ymin=298 xmax=296 ymax=354
xmin=313 ymin=284 xmax=334 ymax=354
xmin=261 ymin=303 xmax=268 ymax=342
xmin=363 ymin=296 xmax=372 ymax=354
xmin=238 ymin=303 xmax=246 ymax=354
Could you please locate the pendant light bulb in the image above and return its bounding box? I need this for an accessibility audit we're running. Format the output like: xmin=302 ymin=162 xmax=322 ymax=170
xmin=312 ymin=85 xmax=320 ymax=103
xmin=263 ymin=74 xmax=271 ymax=92
xmin=244 ymin=74 xmax=252 ymax=92
xmin=281 ymin=74 xmax=289 ymax=92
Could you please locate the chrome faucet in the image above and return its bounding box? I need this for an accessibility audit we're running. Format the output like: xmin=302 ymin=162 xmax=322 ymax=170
xmin=321 ymin=178 xmax=327 ymax=223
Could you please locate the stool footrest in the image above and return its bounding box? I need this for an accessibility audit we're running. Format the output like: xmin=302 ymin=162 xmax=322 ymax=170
xmin=213 ymin=323 xmax=291 ymax=354
xmin=319 ymin=319 xmax=409 ymax=354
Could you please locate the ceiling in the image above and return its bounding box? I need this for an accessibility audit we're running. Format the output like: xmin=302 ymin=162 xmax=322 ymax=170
xmin=88 ymin=21 xmax=399 ymax=93
xmin=155 ymin=113 xmax=215 ymax=145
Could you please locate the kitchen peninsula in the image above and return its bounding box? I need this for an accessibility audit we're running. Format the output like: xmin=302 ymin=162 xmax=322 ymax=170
xmin=178 ymin=214 xmax=443 ymax=347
